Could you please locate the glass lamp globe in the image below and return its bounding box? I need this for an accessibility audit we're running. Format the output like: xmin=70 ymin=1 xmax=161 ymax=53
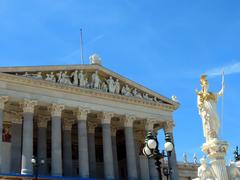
xmin=164 ymin=142 xmax=173 ymax=152
xmin=147 ymin=139 xmax=157 ymax=150
xmin=31 ymin=158 xmax=36 ymax=164
xmin=143 ymin=146 xmax=152 ymax=156
xmin=40 ymin=159 xmax=45 ymax=164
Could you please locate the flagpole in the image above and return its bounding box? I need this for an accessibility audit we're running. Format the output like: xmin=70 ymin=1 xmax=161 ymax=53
xmin=221 ymin=71 xmax=224 ymax=137
xmin=80 ymin=28 xmax=84 ymax=64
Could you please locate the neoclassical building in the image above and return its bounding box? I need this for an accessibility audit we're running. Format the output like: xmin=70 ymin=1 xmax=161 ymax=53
xmin=0 ymin=58 xmax=181 ymax=180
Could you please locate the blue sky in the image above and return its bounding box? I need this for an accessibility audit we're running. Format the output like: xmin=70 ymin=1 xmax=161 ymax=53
xmin=0 ymin=0 xmax=240 ymax=163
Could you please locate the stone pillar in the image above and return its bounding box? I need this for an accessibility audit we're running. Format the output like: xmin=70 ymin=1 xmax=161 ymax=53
xmin=124 ymin=115 xmax=138 ymax=180
xmin=21 ymin=99 xmax=37 ymax=175
xmin=62 ymin=118 xmax=73 ymax=176
xmin=88 ymin=122 xmax=97 ymax=178
xmin=49 ymin=103 xmax=64 ymax=176
xmin=163 ymin=121 xmax=179 ymax=180
xmin=10 ymin=116 xmax=22 ymax=173
xmin=111 ymin=127 xmax=119 ymax=179
xmin=0 ymin=96 xmax=8 ymax=173
xmin=101 ymin=112 xmax=114 ymax=180
xmin=37 ymin=116 xmax=49 ymax=175
xmin=76 ymin=107 xmax=90 ymax=178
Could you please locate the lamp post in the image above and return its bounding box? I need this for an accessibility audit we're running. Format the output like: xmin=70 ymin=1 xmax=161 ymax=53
xmin=143 ymin=131 xmax=173 ymax=180
xmin=233 ymin=146 xmax=240 ymax=162
xmin=31 ymin=155 xmax=45 ymax=180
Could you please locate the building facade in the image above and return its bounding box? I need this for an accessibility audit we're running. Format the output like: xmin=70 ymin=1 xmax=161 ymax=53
xmin=0 ymin=60 xmax=181 ymax=179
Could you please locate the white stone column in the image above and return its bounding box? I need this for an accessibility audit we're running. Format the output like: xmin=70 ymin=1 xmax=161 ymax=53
xmin=62 ymin=118 xmax=73 ymax=176
xmin=111 ymin=126 xmax=119 ymax=179
xmin=21 ymin=99 xmax=37 ymax=175
xmin=76 ymin=107 xmax=90 ymax=178
xmin=88 ymin=122 xmax=97 ymax=178
xmin=37 ymin=116 xmax=49 ymax=175
xmin=101 ymin=112 xmax=115 ymax=180
xmin=49 ymin=103 xmax=64 ymax=176
xmin=124 ymin=115 xmax=138 ymax=180
xmin=0 ymin=96 xmax=8 ymax=173
xmin=163 ymin=121 xmax=179 ymax=180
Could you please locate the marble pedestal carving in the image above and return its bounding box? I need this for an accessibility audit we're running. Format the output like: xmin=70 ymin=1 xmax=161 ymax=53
xmin=202 ymin=139 xmax=229 ymax=180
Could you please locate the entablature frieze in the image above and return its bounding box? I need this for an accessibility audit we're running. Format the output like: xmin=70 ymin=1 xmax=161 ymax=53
xmin=0 ymin=68 xmax=178 ymax=112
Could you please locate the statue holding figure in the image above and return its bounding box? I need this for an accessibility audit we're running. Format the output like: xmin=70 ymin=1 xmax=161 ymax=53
xmin=71 ymin=70 xmax=79 ymax=86
xmin=91 ymin=70 xmax=101 ymax=89
xmin=197 ymin=158 xmax=217 ymax=180
xmin=196 ymin=74 xmax=224 ymax=142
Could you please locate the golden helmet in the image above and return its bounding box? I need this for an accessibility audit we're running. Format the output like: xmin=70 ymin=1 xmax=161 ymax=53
xmin=200 ymin=74 xmax=208 ymax=86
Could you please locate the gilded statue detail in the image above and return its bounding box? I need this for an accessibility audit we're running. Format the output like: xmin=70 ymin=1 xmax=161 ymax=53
xmin=196 ymin=74 xmax=224 ymax=143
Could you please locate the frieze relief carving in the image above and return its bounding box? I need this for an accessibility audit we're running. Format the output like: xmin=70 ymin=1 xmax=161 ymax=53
xmin=11 ymin=69 xmax=166 ymax=104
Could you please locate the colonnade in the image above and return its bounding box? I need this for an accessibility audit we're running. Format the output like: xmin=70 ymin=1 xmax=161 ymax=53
xmin=0 ymin=96 xmax=177 ymax=180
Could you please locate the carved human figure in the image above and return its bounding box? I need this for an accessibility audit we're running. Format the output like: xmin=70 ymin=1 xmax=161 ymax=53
xmin=121 ymin=85 xmax=132 ymax=96
xmin=183 ymin=153 xmax=188 ymax=164
xmin=2 ymin=127 xmax=11 ymax=142
xmin=49 ymin=72 xmax=56 ymax=82
xmin=132 ymin=88 xmax=142 ymax=98
xmin=71 ymin=70 xmax=79 ymax=86
xmin=193 ymin=153 xmax=198 ymax=164
xmin=197 ymin=158 xmax=216 ymax=180
xmin=196 ymin=75 xmax=224 ymax=142
xmin=101 ymin=81 xmax=108 ymax=92
xmin=57 ymin=71 xmax=62 ymax=83
xmin=143 ymin=93 xmax=153 ymax=101
xmin=114 ymin=79 xmax=120 ymax=94
xmin=78 ymin=70 xmax=86 ymax=87
xmin=32 ymin=72 xmax=43 ymax=80
xmin=22 ymin=72 xmax=30 ymax=77
xmin=107 ymin=76 xmax=115 ymax=93
xmin=91 ymin=70 xmax=101 ymax=89
xmin=61 ymin=71 xmax=72 ymax=85
xmin=229 ymin=161 xmax=240 ymax=180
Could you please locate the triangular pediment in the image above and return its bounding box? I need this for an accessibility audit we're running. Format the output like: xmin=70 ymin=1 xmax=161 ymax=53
xmin=0 ymin=64 xmax=179 ymax=109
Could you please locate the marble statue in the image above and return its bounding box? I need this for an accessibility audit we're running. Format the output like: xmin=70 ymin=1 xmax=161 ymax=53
xmin=78 ymin=70 xmax=87 ymax=87
xmin=171 ymin=95 xmax=178 ymax=102
xmin=22 ymin=72 xmax=30 ymax=77
xmin=32 ymin=72 xmax=43 ymax=80
xmin=89 ymin=54 xmax=102 ymax=65
xmin=132 ymin=88 xmax=142 ymax=98
xmin=229 ymin=161 xmax=240 ymax=180
xmin=107 ymin=76 xmax=115 ymax=93
xmin=57 ymin=71 xmax=62 ymax=83
xmin=91 ymin=70 xmax=101 ymax=89
xmin=60 ymin=71 xmax=72 ymax=85
xmin=193 ymin=153 xmax=198 ymax=164
xmin=71 ymin=70 xmax=79 ymax=86
xmin=197 ymin=158 xmax=216 ymax=180
xmin=196 ymin=74 xmax=224 ymax=142
xmin=101 ymin=81 xmax=108 ymax=92
xmin=121 ymin=85 xmax=132 ymax=96
xmin=114 ymin=79 xmax=120 ymax=94
xmin=143 ymin=93 xmax=153 ymax=101
xmin=183 ymin=153 xmax=188 ymax=164
xmin=49 ymin=72 xmax=56 ymax=82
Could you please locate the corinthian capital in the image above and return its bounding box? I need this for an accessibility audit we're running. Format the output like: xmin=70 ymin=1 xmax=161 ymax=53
xmin=76 ymin=107 xmax=90 ymax=121
xmin=0 ymin=96 xmax=8 ymax=109
xmin=21 ymin=99 xmax=37 ymax=113
xmin=63 ymin=118 xmax=74 ymax=131
xmin=100 ymin=112 xmax=114 ymax=124
xmin=145 ymin=119 xmax=155 ymax=131
xmin=123 ymin=114 xmax=136 ymax=127
xmin=164 ymin=120 xmax=175 ymax=133
xmin=48 ymin=103 xmax=65 ymax=117
xmin=37 ymin=115 xmax=50 ymax=128
xmin=88 ymin=122 xmax=98 ymax=133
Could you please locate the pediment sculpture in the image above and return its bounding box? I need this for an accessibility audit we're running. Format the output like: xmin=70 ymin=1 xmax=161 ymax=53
xmin=12 ymin=69 xmax=165 ymax=104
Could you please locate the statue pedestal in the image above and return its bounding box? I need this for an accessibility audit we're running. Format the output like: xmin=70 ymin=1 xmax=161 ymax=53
xmin=202 ymin=139 xmax=229 ymax=180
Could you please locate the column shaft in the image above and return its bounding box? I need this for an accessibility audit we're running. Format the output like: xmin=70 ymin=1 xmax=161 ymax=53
xmin=111 ymin=135 xmax=119 ymax=179
xmin=37 ymin=127 xmax=48 ymax=175
xmin=10 ymin=122 xmax=22 ymax=173
xmin=63 ymin=129 xmax=73 ymax=176
xmin=78 ymin=120 xmax=89 ymax=177
xmin=51 ymin=116 xmax=62 ymax=176
xmin=88 ymin=132 xmax=96 ymax=178
xmin=21 ymin=112 xmax=34 ymax=175
xmin=125 ymin=127 xmax=138 ymax=180
xmin=102 ymin=123 xmax=114 ymax=179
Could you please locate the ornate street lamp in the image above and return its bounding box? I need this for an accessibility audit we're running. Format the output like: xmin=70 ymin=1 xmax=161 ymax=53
xmin=31 ymin=155 xmax=45 ymax=180
xmin=233 ymin=146 xmax=240 ymax=162
xmin=143 ymin=131 xmax=173 ymax=180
